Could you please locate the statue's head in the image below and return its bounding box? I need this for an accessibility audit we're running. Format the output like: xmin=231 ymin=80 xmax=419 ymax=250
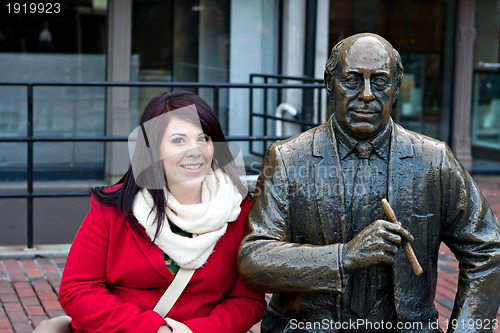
xmin=324 ymin=33 xmax=404 ymax=140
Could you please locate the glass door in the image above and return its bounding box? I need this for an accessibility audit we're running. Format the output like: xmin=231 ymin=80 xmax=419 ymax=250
xmin=0 ymin=0 xmax=108 ymax=181
xmin=472 ymin=0 xmax=500 ymax=172
xmin=328 ymin=0 xmax=456 ymax=143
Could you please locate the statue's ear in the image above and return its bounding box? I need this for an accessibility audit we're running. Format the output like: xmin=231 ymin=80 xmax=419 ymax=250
xmin=394 ymin=83 xmax=401 ymax=101
xmin=392 ymin=50 xmax=404 ymax=102
xmin=393 ymin=73 xmax=403 ymax=102
xmin=324 ymin=70 xmax=333 ymax=99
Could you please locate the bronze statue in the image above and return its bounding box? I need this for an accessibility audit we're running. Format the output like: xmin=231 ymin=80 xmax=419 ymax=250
xmin=238 ymin=33 xmax=500 ymax=333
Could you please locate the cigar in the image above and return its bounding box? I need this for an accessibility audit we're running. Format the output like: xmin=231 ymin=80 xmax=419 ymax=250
xmin=381 ymin=198 xmax=423 ymax=276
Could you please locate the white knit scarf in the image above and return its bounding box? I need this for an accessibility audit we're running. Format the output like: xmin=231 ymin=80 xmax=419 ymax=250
xmin=132 ymin=169 xmax=243 ymax=269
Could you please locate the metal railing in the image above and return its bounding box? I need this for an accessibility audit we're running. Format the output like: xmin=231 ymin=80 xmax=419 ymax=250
xmin=249 ymin=73 xmax=325 ymax=156
xmin=0 ymin=80 xmax=325 ymax=248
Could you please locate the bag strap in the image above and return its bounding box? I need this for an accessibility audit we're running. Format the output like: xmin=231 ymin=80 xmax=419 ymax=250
xmin=154 ymin=268 xmax=196 ymax=317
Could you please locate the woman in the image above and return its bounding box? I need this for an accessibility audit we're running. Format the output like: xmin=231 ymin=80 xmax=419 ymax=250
xmin=45 ymin=91 xmax=266 ymax=332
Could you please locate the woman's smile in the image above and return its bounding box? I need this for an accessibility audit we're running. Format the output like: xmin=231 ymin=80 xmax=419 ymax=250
xmin=180 ymin=162 xmax=205 ymax=172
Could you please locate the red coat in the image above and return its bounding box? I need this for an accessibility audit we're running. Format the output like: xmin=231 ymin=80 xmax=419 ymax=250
xmin=59 ymin=194 xmax=266 ymax=333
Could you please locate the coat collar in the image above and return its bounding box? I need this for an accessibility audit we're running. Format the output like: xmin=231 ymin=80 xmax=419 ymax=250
xmin=126 ymin=219 xmax=176 ymax=281
xmin=312 ymin=117 xmax=335 ymax=158
xmin=388 ymin=122 xmax=415 ymax=232
xmin=333 ymin=117 xmax=392 ymax=161
xmin=390 ymin=123 xmax=414 ymax=160
xmin=312 ymin=118 xmax=412 ymax=159
xmin=312 ymin=117 xmax=347 ymax=243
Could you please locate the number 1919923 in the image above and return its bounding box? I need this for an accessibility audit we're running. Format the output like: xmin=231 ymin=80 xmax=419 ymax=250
xmin=6 ymin=3 xmax=61 ymax=14
xmin=445 ymin=318 xmax=498 ymax=330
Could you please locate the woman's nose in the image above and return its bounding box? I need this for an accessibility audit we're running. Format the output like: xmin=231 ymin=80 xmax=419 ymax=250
xmin=186 ymin=142 xmax=202 ymax=157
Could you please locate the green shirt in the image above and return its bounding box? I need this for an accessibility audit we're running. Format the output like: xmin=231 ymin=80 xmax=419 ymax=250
xmin=162 ymin=224 xmax=192 ymax=276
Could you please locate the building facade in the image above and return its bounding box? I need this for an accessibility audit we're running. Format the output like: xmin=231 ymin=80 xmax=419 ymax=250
xmin=0 ymin=0 xmax=499 ymax=245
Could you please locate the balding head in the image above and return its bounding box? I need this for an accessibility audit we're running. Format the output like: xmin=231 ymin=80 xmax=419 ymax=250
xmin=324 ymin=33 xmax=404 ymax=100
xmin=323 ymin=33 xmax=404 ymax=140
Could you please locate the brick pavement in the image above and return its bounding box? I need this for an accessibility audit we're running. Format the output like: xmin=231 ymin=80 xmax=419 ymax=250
xmin=0 ymin=176 xmax=499 ymax=333
xmin=0 ymin=259 xmax=66 ymax=333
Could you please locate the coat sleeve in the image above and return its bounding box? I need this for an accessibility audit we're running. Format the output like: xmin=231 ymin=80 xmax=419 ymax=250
xmin=183 ymin=275 xmax=267 ymax=333
xmin=238 ymin=143 xmax=346 ymax=294
xmin=58 ymin=197 xmax=167 ymax=333
xmin=183 ymin=199 xmax=267 ymax=333
xmin=440 ymin=145 xmax=500 ymax=332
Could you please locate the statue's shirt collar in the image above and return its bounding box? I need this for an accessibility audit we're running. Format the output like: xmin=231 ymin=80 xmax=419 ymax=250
xmin=333 ymin=117 xmax=392 ymax=161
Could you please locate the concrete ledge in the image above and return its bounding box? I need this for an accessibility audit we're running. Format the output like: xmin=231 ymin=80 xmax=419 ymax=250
xmin=0 ymin=244 xmax=70 ymax=259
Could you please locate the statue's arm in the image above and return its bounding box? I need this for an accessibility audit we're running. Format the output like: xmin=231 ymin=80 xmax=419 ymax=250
xmin=238 ymin=144 xmax=346 ymax=293
xmin=440 ymin=145 xmax=500 ymax=331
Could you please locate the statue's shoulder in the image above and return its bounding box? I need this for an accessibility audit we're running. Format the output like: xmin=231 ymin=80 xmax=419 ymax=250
xmin=270 ymin=123 xmax=326 ymax=157
xmin=394 ymin=123 xmax=448 ymax=156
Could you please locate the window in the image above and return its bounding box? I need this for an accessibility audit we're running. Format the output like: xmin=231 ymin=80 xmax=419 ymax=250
xmin=0 ymin=0 xmax=108 ymax=181
xmin=471 ymin=0 xmax=500 ymax=171
xmin=329 ymin=0 xmax=455 ymax=142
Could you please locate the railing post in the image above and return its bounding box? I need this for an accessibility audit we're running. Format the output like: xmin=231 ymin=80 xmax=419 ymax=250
xmin=263 ymin=76 xmax=269 ymax=156
xmin=27 ymin=83 xmax=34 ymax=249
xmin=249 ymin=75 xmax=255 ymax=155
xmin=213 ymin=86 xmax=219 ymax=119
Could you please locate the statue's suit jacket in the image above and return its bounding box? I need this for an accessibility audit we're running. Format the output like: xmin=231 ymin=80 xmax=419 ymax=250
xmin=238 ymin=117 xmax=500 ymax=333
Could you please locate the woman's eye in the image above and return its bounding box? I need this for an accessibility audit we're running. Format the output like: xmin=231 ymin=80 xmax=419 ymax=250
xmin=171 ymin=137 xmax=185 ymax=144
xmin=198 ymin=135 xmax=210 ymax=143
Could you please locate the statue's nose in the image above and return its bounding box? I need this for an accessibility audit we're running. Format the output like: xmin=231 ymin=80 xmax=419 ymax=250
xmin=358 ymin=78 xmax=375 ymax=102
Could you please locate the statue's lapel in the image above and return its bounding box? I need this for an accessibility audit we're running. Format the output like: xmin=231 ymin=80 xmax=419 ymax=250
xmin=388 ymin=123 xmax=419 ymax=316
xmin=387 ymin=123 xmax=415 ymax=232
xmin=312 ymin=118 xmax=347 ymax=244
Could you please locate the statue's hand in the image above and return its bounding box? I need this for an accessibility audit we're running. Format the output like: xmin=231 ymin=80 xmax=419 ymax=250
xmin=343 ymin=219 xmax=414 ymax=273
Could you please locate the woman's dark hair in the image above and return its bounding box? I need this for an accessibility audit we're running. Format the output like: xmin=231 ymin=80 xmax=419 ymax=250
xmin=91 ymin=90 xmax=246 ymax=242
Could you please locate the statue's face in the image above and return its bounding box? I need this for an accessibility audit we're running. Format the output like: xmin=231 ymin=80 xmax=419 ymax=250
xmin=331 ymin=36 xmax=399 ymax=140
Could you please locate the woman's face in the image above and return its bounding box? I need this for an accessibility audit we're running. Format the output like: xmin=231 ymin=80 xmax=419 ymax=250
xmin=160 ymin=116 xmax=214 ymax=195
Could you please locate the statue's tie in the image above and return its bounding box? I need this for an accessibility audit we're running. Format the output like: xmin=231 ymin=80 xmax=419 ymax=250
xmin=350 ymin=141 xmax=373 ymax=317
